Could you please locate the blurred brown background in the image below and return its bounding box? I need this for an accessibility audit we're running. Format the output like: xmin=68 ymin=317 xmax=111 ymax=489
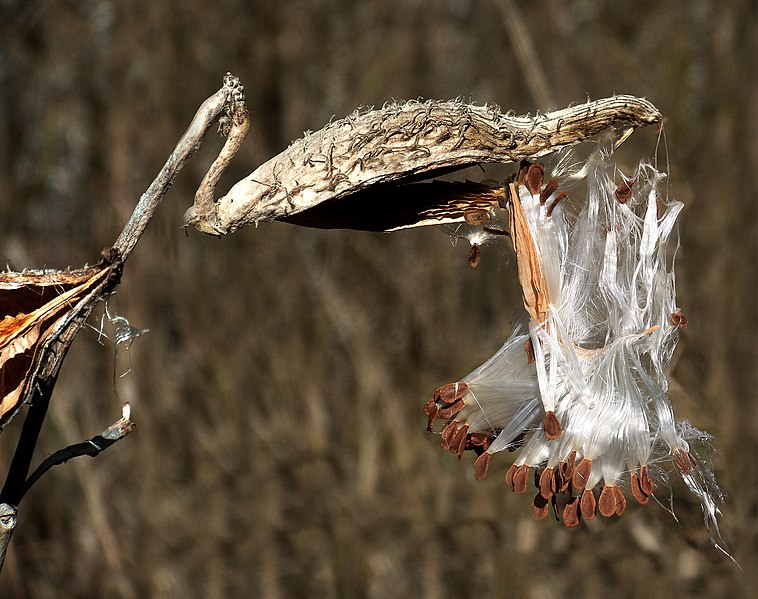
xmin=0 ymin=1 xmax=755 ymax=597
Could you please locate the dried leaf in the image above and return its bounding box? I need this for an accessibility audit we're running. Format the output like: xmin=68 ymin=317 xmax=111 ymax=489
xmin=0 ymin=267 xmax=108 ymax=427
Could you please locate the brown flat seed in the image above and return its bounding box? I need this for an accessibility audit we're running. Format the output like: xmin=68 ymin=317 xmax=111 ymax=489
xmin=468 ymin=432 xmax=489 ymax=447
xmin=452 ymin=424 xmax=469 ymax=458
xmin=532 ymin=493 xmax=550 ymax=520
xmin=539 ymin=468 xmax=555 ymax=499
xmin=545 ymin=192 xmax=567 ymax=217
xmin=464 ymin=209 xmax=491 ymax=226
xmin=613 ymin=486 xmax=627 ymax=516
xmin=671 ymin=311 xmax=688 ymax=327
xmin=436 ymin=398 xmax=465 ymax=420
xmin=505 ymin=463 xmax=517 ymax=489
xmin=562 ymin=497 xmax=581 ymax=528
xmin=440 ymin=421 xmax=460 ymax=451
xmin=559 ymin=450 xmax=577 ymax=491
xmin=580 ymin=488 xmax=597 ymax=520
xmin=423 ymin=399 xmax=438 ymax=432
xmin=436 ymin=382 xmax=469 ymax=404
xmin=473 ymin=452 xmax=491 ymax=480
xmin=524 ymin=337 xmax=536 ymax=364
xmin=467 ymin=243 xmax=481 ymax=269
xmin=539 ymin=179 xmax=559 ymax=205
xmin=526 ymin=163 xmax=545 ymax=196
xmin=614 ymin=179 xmax=635 ymax=203
xmin=674 ymin=448 xmax=693 ymax=475
xmin=598 ymin=486 xmax=617 ymax=517
xmin=543 ymin=411 xmax=563 ymax=440
xmin=640 ymin=465 xmax=654 ymax=495
xmin=572 ymin=458 xmax=592 ymax=492
xmin=513 ymin=464 xmax=530 ymax=495
xmin=630 ymin=472 xmax=650 ymax=505
xmin=517 ymin=161 xmax=530 ymax=186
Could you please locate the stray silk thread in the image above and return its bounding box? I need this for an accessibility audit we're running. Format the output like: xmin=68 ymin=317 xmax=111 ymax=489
xmin=425 ymin=137 xmax=729 ymax=553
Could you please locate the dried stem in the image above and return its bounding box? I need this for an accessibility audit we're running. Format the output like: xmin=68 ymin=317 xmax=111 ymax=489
xmin=114 ymin=73 xmax=245 ymax=258
xmin=0 ymin=74 xmax=243 ymax=578
xmin=22 ymin=404 xmax=135 ymax=497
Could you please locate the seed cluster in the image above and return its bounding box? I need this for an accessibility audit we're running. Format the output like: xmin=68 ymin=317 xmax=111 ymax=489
xmin=423 ymin=143 xmax=725 ymax=540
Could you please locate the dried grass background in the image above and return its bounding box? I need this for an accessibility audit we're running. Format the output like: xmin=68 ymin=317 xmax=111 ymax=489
xmin=0 ymin=1 xmax=755 ymax=597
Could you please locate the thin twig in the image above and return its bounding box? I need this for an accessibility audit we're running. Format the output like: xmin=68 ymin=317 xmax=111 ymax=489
xmin=114 ymin=73 xmax=244 ymax=259
xmin=22 ymin=404 xmax=135 ymax=497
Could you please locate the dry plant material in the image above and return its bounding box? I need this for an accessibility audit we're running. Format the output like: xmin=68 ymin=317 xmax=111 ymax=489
xmin=542 ymin=411 xmax=563 ymax=440
xmin=0 ymin=268 xmax=109 ymax=428
xmin=671 ymin=311 xmax=688 ymax=327
xmin=598 ymin=486 xmax=618 ymax=518
xmin=185 ymin=95 xmax=662 ymax=234
xmin=464 ymin=209 xmax=492 ymax=226
xmin=614 ymin=178 xmax=635 ymax=203
xmin=473 ymin=452 xmax=491 ymax=480
xmin=539 ymin=467 xmax=556 ymax=499
xmin=580 ymin=489 xmax=597 ymax=520
xmin=512 ymin=464 xmax=530 ymax=495
xmin=532 ymin=493 xmax=550 ymax=520
xmin=209 ymin=87 xmax=726 ymax=548
xmin=572 ymin=458 xmax=593 ymax=492
xmin=563 ymin=497 xmax=581 ymax=528
xmin=467 ymin=244 xmax=482 ymax=269
xmin=419 ymin=108 xmax=728 ymax=551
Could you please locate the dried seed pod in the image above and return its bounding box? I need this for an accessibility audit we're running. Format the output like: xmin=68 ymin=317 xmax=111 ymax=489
xmin=186 ymin=96 xmax=663 ymax=236
xmin=473 ymin=452 xmax=491 ymax=480
xmin=467 ymin=243 xmax=481 ymax=269
xmin=543 ymin=411 xmax=563 ymax=440
xmin=580 ymin=488 xmax=597 ymax=520
xmin=532 ymin=493 xmax=550 ymax=520
xmin=671 ymin=311 xmax=688 ymax=327
xmin=572 ymin=458 xmax=593 ymax=492
xmin=598 ymin=486 xmax=618 ymax=517
xmin=562 ymin=497 xmax=581 ymax=528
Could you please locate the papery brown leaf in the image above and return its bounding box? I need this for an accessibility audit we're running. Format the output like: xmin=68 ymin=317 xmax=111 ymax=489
xmin=0 ymin=267 xmax=108 ymax=427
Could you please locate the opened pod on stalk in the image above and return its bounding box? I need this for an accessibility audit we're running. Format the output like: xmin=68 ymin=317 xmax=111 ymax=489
xmin=183 ymin=90 xmax=726 ymax=553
